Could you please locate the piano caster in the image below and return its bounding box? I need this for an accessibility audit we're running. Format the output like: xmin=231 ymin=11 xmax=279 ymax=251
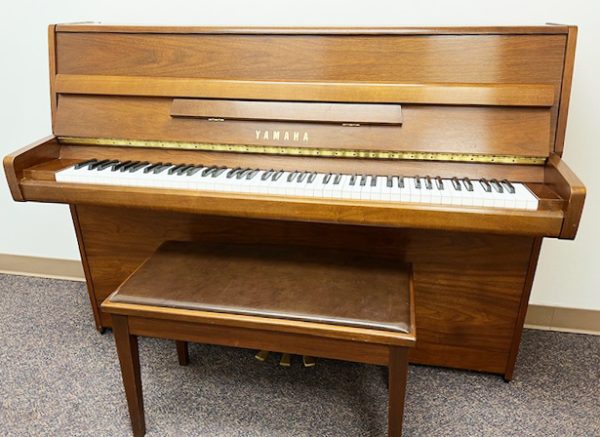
xmin=254 ymin=350 xmax=316 ymax=368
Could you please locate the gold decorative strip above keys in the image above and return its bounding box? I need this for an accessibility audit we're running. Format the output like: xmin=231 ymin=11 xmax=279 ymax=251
xmin=58 ymin=136 xmax=547 ymax=165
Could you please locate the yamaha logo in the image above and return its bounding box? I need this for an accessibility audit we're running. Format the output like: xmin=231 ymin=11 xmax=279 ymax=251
xmin=255 ymin=129 xmax=309 ymax=143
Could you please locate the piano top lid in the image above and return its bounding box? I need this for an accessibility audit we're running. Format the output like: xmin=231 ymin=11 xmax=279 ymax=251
xmin=54 ymin=23 xmax=573 ymax=35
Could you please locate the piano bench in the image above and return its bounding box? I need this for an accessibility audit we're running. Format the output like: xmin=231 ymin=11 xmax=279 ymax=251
xmin=101 ymin=241 xmax=416 ymax=437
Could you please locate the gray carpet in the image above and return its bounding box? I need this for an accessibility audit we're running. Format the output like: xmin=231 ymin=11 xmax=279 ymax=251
xmin=0 ymin=274 xmax=599 ymax=437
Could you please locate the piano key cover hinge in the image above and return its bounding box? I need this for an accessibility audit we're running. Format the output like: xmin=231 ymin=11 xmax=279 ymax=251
xmin=58 ymin=136 xmax=547 ymax=165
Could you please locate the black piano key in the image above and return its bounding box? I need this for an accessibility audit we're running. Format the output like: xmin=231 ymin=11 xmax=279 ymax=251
xmin=323 ymin=173 xmax=333 ymax=184
xmin=333 ymin=174 xmax=342 ymax=185
xmin=370 ymin=176 xmax=378 ymax=187
xmin=120 ymin=161 xmax=140 ymax=172
xmin=307 ymin=172 xmax=317 ymax=183
xmin=153 ymin=163 xmax=172 ymax=174
xmin=112 ymin=160 xmax=133 ymax=171
xmin=424 ymin=176 xmax=432 ymax=190
xmin=297 ymin=172 xmax=308 ymax=183
xmin=96 ymin=160 xmax=120 ymax=171
xmin=236 ymin=168 xmax=252 ymax=179
xmin=88 ymin=159 xmax=110 ymax=170
xmin=387 ymin=176 xmax=393 ymax=188
xmin=435 ymin=176 xmax=444 ymax=190
xmin=398 ymin=176 xmax=405 ymax=188
xmin=75 ymin=158 xmax=98 ymax=170
xmin=108 ymin=160 xmax=126 ymax=171
xmin=202 ymin=166 xmax=218 ymax=177
xmin=415 ymin=176 xmax=422 ymax=189
xmin=261 ymin=169 xmax=275 ymax=181
xmin=490 ymin=179 xmax=504 ymax=193
xmin=176 ymin=165 xmax=195 ymax=175
xmin=287 ymin=171 xmax=299 ymax=182
xmin=129 ymin=161 xmax=150 ymax=173
xmin=462 ymin=177 xmax=474 ymax=192
xmin=186 ymin=166 xmax=204 ymax=176
xmin=501 ymin=179 xmax=516 ymax=194
xmin=451 ymin=177 xmax=462 ymax=191
xmin=246 ymin=169 xmax=260 ymax=180
xmin=359 ymin=175 xmax=368 ymax=187
xmin=226 ymin=167 xmax=242 ymax=178
xmin=168 ymin=164 xmax=186 ymax=175
xmin=349 ymin=174 xmax=358 ymax=186
xmin=272 ymin=170 xmax=284 ymax=181
xmin=211 ymin=167 xmax=228 ymax=177
xmin=479 ymin=178 xmax=492 ymax=193
xmin=143 ymin=162 xmax=162 ymax=173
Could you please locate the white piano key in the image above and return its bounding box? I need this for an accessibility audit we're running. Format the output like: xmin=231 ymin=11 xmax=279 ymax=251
xmin=57 ymin=160 xmax=539 ymax=211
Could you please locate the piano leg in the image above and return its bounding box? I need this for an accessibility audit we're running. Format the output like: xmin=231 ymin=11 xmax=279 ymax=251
xmin=176 ymin=340 xmax=189 ymax=366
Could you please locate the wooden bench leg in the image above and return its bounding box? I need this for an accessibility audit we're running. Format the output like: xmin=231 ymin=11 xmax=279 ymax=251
xmin=113 ymin=315 xmax=146 ymax=437
xmin=388 ymin=347 xmax=409 ymax=437
xmin=176 ymin=340 xmax=189 ymax=366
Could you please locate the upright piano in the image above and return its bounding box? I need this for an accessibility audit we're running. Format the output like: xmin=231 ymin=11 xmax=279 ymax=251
xmin=4 ymin=24 xmax=585 ymax=380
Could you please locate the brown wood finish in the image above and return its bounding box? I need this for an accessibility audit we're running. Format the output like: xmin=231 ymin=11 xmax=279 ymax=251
xmin=112 ymin=314 xmax=146 ymax=437
xmin=545 ymin=153 xmax=586 ymax=239
xmin=54 ymin=24 xmax=571 ymax=35
xmin=19 ymin=179 xmax=564 ymax=237
xmin=2 ymin=136 xmax=59 ymax=201
xmin=504 ymin=237 xmax=543 ymax=381
xmin=57 ymin=75 xmax=555 ymax=107
xmin=48 ymin=25 xmax=57 ymax=130
xmin=388 ymin=348 xmax=409 ymax=436
xmin=70 ymin=205 xmax=103 ymax=331
xmin=54 ymin=95 xmax=553 ymax=157
xmin=103 ymin=252 xmax=415 ymax=436
xmin=75 ymin=205 xmax=533 ymax=376
xmin=554 ymin=26 xmax=578 ymax=157
xmin=2 ymin=25 xmax=586 ymax=380
xmin=175 ymin=340 xmax=189 ymax=366
xmin=170 ymin=99 xmax=404 ymax=125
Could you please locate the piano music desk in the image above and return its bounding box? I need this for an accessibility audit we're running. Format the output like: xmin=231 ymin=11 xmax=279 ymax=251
xmin=101 ymin=241 xmax=416 ymax=437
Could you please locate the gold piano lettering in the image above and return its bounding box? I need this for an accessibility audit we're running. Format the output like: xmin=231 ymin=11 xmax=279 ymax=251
xmin=254 ymin=130 xmax=310 ymax=143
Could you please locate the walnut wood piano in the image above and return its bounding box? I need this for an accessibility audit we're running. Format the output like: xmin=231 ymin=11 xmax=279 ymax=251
xmin=4 ymin=24 xmax=585 ymax=380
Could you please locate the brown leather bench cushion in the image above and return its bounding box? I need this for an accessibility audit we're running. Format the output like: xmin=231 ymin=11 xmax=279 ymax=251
xmin=110 ymin=241 xmax=412 ymax=333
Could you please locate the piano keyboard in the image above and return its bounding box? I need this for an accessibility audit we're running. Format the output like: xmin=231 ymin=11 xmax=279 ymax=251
xmin=56 ymin=159 xmax=539 ymax=210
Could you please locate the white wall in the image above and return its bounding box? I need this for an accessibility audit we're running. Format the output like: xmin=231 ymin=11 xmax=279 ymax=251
xmin=1 ymin=0 xmax=598 ymax=309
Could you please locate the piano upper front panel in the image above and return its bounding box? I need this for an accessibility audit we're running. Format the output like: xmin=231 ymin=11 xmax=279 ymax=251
xmin=53 ymin=30 xmax=567 ymax=155
xmin=55 ymin=95 xmax=552 ymax=157
xmin=56 ymin=33 xmax=566 ymax=84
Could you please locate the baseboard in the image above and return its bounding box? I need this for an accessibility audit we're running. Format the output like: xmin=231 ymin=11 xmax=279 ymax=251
xmin=524 ymin=304 xmax=600 ymax=335
xmin=0 ymin=253 xmax=85 ymax=281
xmin=0 ymin=253 xmax=598 ymax=334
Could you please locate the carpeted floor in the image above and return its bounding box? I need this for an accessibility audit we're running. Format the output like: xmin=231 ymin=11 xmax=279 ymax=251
xmin=0 ymin=274 xmax=599 ymax=437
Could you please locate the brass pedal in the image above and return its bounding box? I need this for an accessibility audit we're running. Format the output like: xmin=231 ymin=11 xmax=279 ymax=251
xmin=255 ymin=350 xmax=270 ymax=362
xmin=279 ymin=353 xmax=291 ymax=367
xmin=302 ymin=355 xmax=316 ymax=367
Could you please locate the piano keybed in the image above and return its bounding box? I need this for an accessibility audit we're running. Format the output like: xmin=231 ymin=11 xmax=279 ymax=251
xmin=56 ymin=159 xmax=539 ymax=210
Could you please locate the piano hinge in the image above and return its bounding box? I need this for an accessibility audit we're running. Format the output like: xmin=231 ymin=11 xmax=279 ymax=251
xmin=58 ymin=136 xmax=547 ymax=165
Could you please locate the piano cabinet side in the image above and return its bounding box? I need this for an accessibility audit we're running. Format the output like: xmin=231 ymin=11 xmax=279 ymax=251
xmin=70 ymin=204 xmax=541 ymax=378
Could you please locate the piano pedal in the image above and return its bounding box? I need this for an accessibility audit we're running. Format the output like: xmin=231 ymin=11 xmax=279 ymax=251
xmin=279 ymin=353 xmax=292 ymax=367
xmin=254 ymin=350 xmax=270 ymax=362
xmin=302 ymin=355 xmax=316 ymax=368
